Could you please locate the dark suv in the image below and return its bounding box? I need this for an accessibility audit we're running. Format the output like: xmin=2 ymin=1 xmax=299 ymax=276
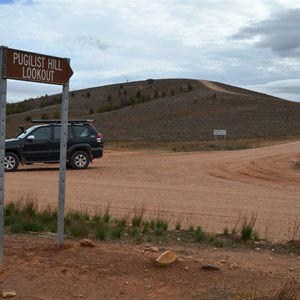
xmin=4 ymin=120 xmax=103 ymax=171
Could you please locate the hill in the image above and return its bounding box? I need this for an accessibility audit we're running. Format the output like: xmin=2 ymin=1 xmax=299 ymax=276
xmin=6 ymin=78 xmax=300 ymax=146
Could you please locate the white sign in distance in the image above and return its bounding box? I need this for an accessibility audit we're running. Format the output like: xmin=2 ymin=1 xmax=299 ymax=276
xmin=214 ymin=130 xmax=227 ymax=136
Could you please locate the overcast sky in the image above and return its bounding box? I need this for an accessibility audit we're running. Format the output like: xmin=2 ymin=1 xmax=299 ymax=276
xmin=1 ymin=0 xmax=300 ymax=102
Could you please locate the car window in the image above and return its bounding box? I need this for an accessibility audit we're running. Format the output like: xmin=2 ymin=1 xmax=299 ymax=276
xmin=32 ymin=127 xmax=51 ymax=140
xmin=73 ymin=126 xmax=90 ymax=138
xmin=17 ymin=126 xmax=37 ymax=139
xmin=53 ymin=126 xmax=73 ymax=139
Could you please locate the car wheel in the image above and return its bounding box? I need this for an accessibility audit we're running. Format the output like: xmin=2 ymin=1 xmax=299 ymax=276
xmin=5 ymin=152 xmax=19 ymax=171
xmin=70 ymin=151 xmax=89 ymax=169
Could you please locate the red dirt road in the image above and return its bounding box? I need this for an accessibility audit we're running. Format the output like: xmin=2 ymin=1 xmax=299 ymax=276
xmin=4 ymin=140 xmax=300 ymax=241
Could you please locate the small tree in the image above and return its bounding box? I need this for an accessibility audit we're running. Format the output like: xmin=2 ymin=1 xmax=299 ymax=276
xmin=53 ymin=112 xmax=60 ymax=119
xmin=41 ymin=113 xmax=48 ymax=120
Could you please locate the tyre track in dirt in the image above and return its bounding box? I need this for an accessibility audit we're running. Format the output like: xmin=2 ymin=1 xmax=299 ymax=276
xmin=4 ymin=141 xmax=300 ymax=241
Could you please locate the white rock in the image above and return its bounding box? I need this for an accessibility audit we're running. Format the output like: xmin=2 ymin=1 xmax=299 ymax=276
xmin=155 ymin=250 xmax=177 ymax=267
xmin=2 ymin=290 xmax=17 ymax=298
xmin=79 ymin=239 xmax=95 ymax=247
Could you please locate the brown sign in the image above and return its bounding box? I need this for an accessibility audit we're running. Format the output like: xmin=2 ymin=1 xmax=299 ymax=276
xmin=2 ymin=48 xmax=73 ymax=85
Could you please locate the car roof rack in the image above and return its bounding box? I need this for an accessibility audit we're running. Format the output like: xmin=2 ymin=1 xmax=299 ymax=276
xmin=31 ymin=119 xmax=95 ymax=124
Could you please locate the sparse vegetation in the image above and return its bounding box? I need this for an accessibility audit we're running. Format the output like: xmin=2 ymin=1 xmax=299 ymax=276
xmin=241 ymin=213 xmax=257 ymax=241
xmin=40 ymin=113 xmax=49 ymax=120
xmin=40 ymin=95 xmax=62 ymax=108
xmin=175 ymin=221 xmax=181 ymax=230
xmin=274 ymin=277 xmax=299 ymax=300
xmin=53 ymin=111 xmax=60 ymax=119
xmin=3 ymin=195 xmax=300 ymax=257
xmin=223 ymin=227 xmax=229 ymax=236
xmin=131 ymin=207 xmax=145 ymax=227
xmin=194 ymin=225 xmax=206 ymax=242
xmin=7 ymin=100 xmax=32 ymax=115
xmin=293 ymin=159 xmax=300 ymax=170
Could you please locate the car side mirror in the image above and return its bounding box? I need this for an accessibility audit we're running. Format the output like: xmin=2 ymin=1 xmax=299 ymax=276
xmin=27 ymin=135 xmax=35 ymax=142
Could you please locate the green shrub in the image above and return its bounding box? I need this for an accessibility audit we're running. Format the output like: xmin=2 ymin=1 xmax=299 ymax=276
xmin=40 ymin=113 xmax=48 ymax=120
xmin=188 ymin=224 xmax=195 ymax=233
xmin=150 ymin=220 xmax=155 ymax=230
xmin=115 ymin=217 xmax=127 ymax=229
xmin=155 ymin=228 xmax=163 ymax=236
xmin=129 ymin=227 xmax=138 ymax=238
xmin=23 ymin=199 xmax=38 ymax=218
xmin=53 ymin=112 xmax=60 ymax=119
xmin=22 ymin=220 xmax=44 ymax=232
xmin=142 ymin=221 xmax=150 ymax=234
xmin=241 ymin=214 xmax=257 ymax=241
xmin=10 ymin=223 xmax=23 ymax=234
xmin=155 ymin=218 xmax=168 ymax=231
xmin=175 ymin=221 xmax=181 ymax=231
xmin=131 ymin=207 xmax=144 ymax=227
xmin=223 ymin=227 xmax=229 ymax=236
xmin=95 ymin=225 xmax=108 ymax=241
xmin=69 ymin=222 xmax=89 ymax=238
xmin=5 ymin=202 xmax=18 ymax=216
xmin=38 ymin=206 xmax=57 ymax=224
xmin=103 ymin=204 xmax=111 ymax=223
xmin=111 ymin=228 xmax=123 ymax=239
xmin=194 ymin=226 xmax=205 ymax=242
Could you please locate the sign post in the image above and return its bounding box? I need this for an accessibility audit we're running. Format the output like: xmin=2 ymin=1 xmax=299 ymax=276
xmin=57 ymin=70 xmax=70 ymax=247
xmin=213 ymin=129 xmax=227 ymax=145
xmin=0 ymin=46 xmax=73 ymax=269
xmin=0 ymin=46 xmax=7 ymax=272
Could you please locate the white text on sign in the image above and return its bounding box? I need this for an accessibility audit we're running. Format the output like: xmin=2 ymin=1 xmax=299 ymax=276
xmin=12 ymin=52 xmax=63 ymax=82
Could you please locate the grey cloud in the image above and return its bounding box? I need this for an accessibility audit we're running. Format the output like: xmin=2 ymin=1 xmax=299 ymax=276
xmin=232 ymin=8 xmax=300 ymax=57
xmin=76 ymin=35 xmax=111 ymax=51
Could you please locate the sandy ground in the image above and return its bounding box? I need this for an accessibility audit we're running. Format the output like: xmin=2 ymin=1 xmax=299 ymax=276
xmin=4 ymin=141 xmax=300 ymax=241
xmin=1 ymin=234 xmax=299 ymax=300
xmin=1 ymin=141 xmax=300 ymax=299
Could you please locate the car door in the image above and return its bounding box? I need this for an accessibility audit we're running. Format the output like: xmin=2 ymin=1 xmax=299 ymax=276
xmin=52 ymin=125 xmax=74 ymax=160
xmin=22 ymin=126 xmax=56 ymax=162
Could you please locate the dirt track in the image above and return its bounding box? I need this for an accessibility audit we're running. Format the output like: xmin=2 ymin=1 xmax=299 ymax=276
xmin=200 ymin=80 xmax=239 ymax=94
xmin=4 ymin=140 xmax=300 ymax=241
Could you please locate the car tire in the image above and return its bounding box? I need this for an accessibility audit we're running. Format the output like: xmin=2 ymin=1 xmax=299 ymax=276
xmin=70 ymin=151 xmax=89 ymax=169
xmin=5 ymin=152 xmax=19 ymax=172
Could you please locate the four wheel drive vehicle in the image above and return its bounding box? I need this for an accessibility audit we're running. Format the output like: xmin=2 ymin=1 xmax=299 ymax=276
xmin=4 ymin=119 xmax=103 ymax=171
